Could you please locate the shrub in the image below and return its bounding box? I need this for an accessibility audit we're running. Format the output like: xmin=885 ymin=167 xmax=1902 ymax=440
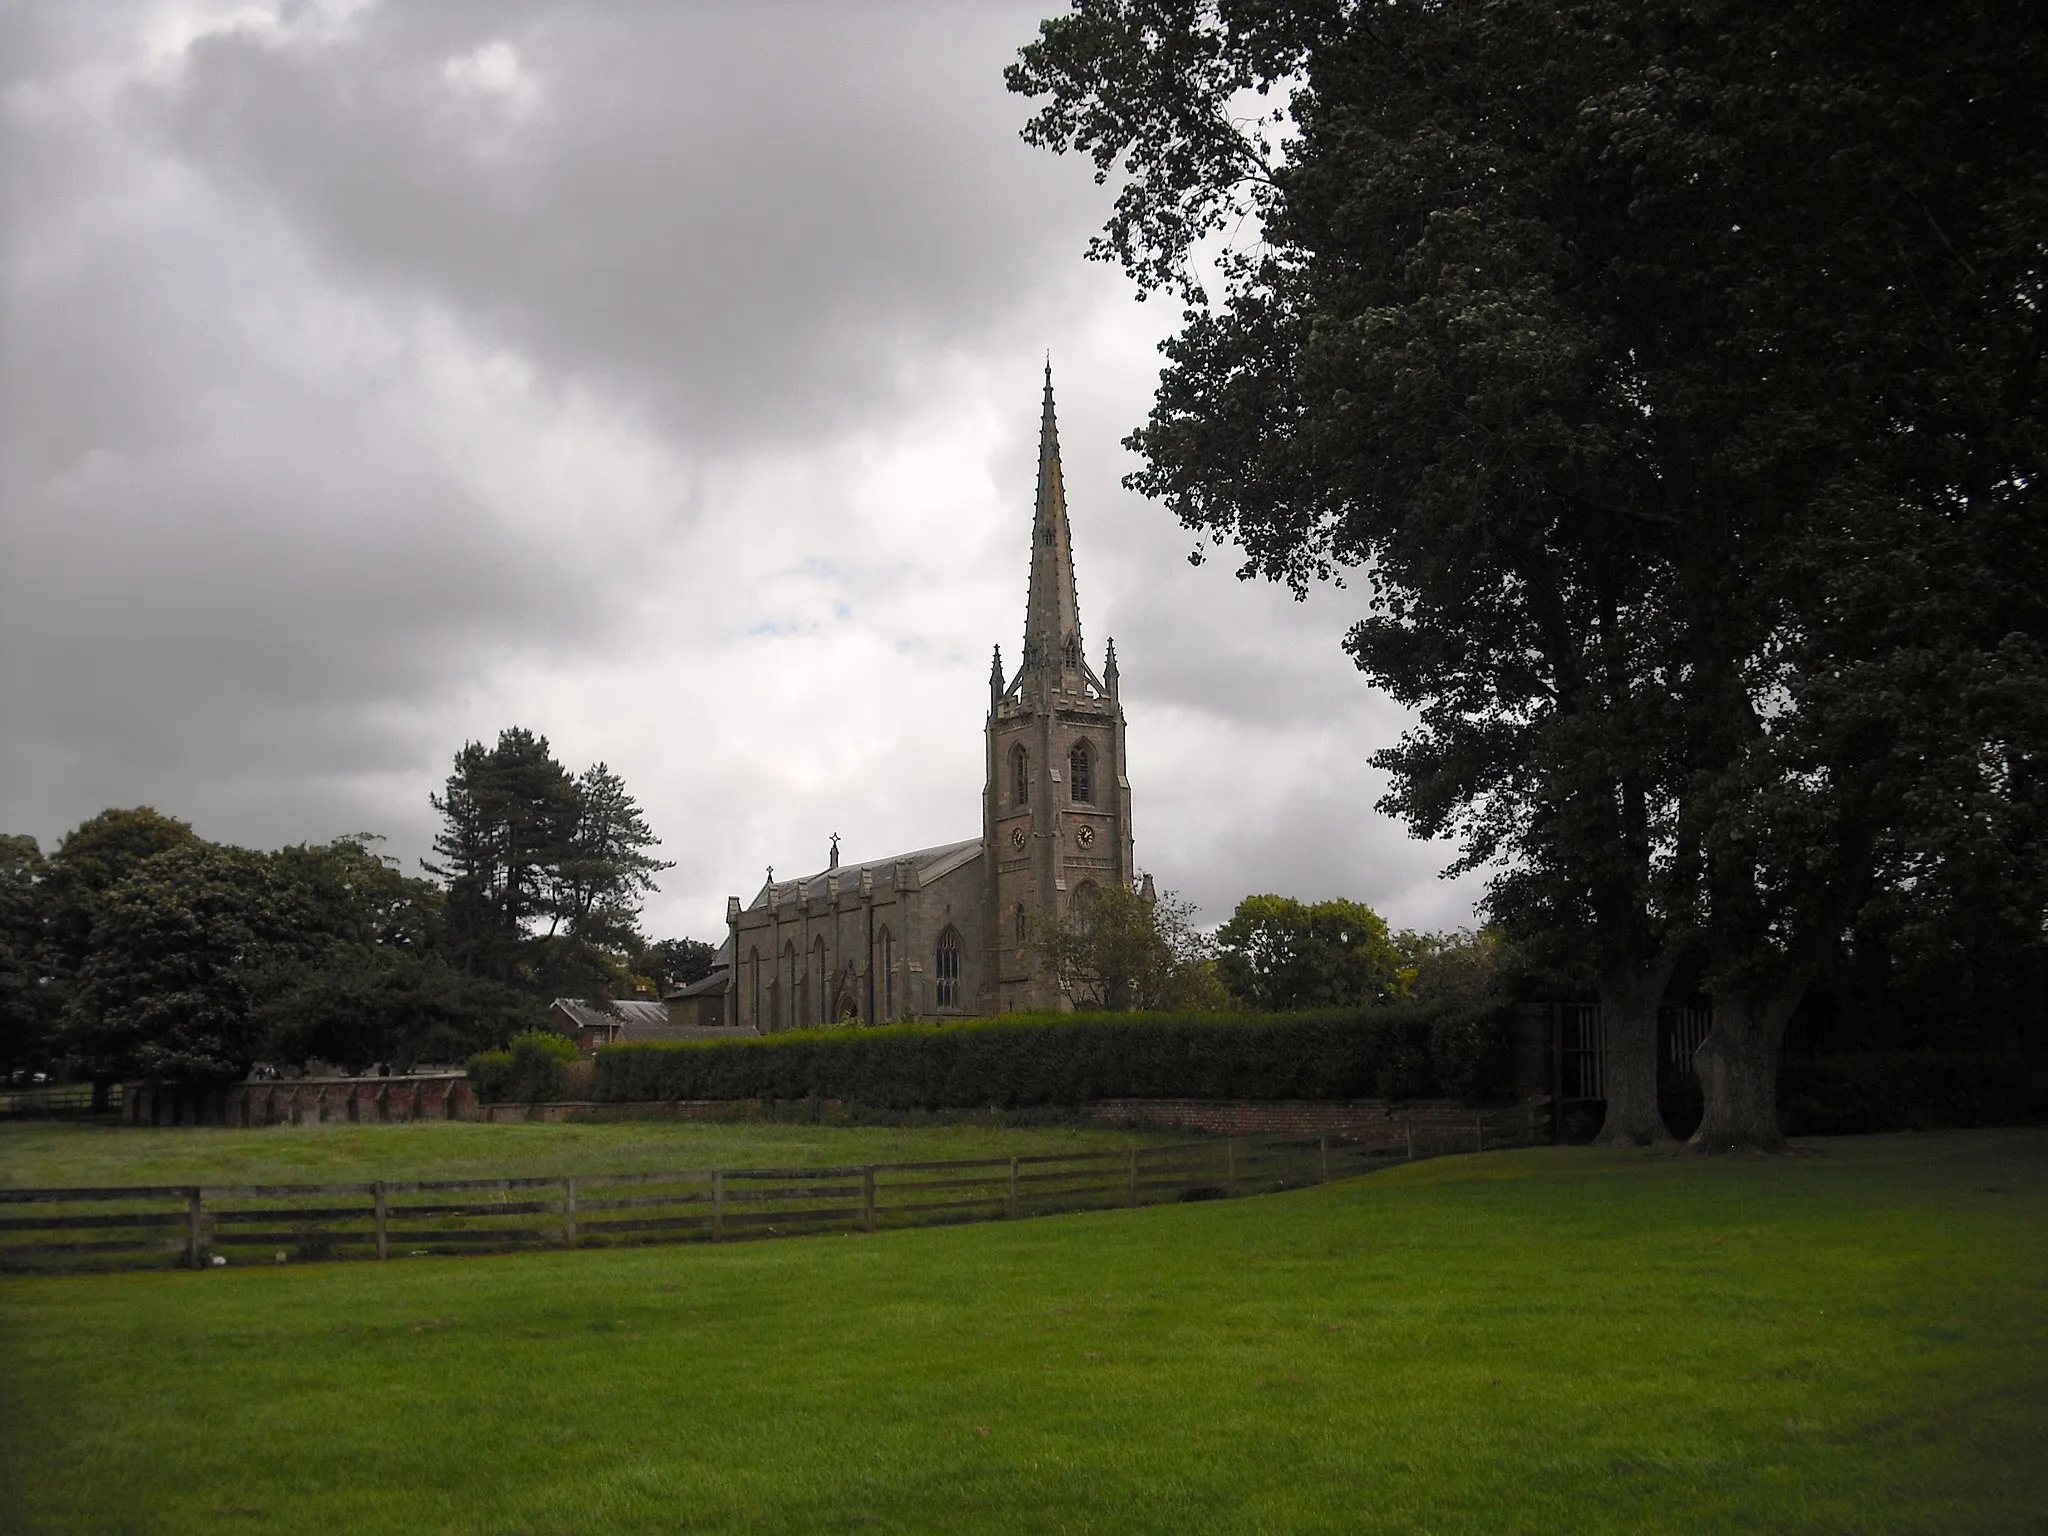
xmin=594 ymin=1000 xmax=1518 ymax=1109
xmin=467 ymin=1029 xmax=579 ymax=1103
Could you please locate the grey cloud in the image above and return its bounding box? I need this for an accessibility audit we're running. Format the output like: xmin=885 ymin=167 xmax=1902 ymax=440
xmin=153 ymin=1 xmax=1098 ymax=448
xmin=3 ymin=1 xmax=1479 ymax=939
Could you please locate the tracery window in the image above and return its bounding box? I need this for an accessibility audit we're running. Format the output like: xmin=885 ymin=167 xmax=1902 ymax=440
xmin=1012 ymin=744 xmax=1030 ymax=807
xmin=1070 ymin=881 xmax=1098 ymax=924
xmin=936 ymin=927 xmax=961 ymax=1008
xmin=1068 ymin=742 xmax=1094 ymax=804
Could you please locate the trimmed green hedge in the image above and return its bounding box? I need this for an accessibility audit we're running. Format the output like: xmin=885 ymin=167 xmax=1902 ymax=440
xmin=1778 ymin=1051 xmax=2048 ymax=1135
xmin=468 ymin=1030 xmax=580 ymax=1104
xmin=590 ymin=1002 xmax=1515 ymax=1109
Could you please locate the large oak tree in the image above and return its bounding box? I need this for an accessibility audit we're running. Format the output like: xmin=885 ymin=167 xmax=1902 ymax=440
xmin=1010 ymin=0 xmax=2046 ymax=1147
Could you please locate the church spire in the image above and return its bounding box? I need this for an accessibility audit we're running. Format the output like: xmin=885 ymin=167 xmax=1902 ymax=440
xmin=1023 ymin=360 xmax=1084 ymax=680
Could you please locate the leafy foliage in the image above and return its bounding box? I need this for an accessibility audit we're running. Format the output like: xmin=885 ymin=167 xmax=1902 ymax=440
xmin=1010 ymin=0 xmax=2048 ymax=1146
xmin=1025 ymin=879 xmax=1219 ymax=1010
xmin=1215 ymin=895 xmax=1407 ymax=1009
xmin=0 ymin=835 xmax=59 ymax=1078
xmin=1398 ymin=928 xmax=1519 ymax=1010
xmin=66 ymin=841 xmax=325 ymax=1082
xmin=467 ymin=1029 xmax=582 ymax=1105
xmin=634 ymin=937 xmax=720 ymax=992
xmin=7 ymin=731 xmax=667 ymax=1085
xmin=427 ymin=729 xmax=671 ymax=993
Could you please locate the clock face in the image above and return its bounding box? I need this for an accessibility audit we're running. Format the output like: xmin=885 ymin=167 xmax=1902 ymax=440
xmin=1010 ymin=826 xmax=1027 ymax=850
xmin=1076 ymin=824 xmax=1096 ymax=848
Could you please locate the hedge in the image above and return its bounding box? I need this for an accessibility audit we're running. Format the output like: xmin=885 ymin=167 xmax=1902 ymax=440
xmin=1778 ymin=1050 xmax=2048 ymax=1135
xmin=589 ymin=1001 xmax=1515 ymax=1109
xmin=468 ymin=1030 xmax=581 ymax=1104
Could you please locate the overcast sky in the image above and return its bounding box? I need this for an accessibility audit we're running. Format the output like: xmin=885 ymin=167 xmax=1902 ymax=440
xmin=1 ymin=0 xmax=1484 ymax=941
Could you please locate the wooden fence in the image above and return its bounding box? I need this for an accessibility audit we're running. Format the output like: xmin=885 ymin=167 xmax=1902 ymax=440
xmin=0 ymin=1083 xmax=106 ymax=1120
xmin=0 ymin=1112 xmax=1542 ymax=1275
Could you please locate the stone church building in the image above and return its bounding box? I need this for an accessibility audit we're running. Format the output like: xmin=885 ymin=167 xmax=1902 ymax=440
xmin=721 ymin=370 xmax=1135 ymax=1028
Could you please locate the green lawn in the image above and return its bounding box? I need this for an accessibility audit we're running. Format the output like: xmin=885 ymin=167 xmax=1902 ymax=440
xmin=3 ymin=1130 xmax=2043 ymax=1534
xmin=0 ymin=1117 xmax=1175 ymax=1189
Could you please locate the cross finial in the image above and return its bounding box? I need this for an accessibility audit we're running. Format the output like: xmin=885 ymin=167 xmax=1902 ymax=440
xmin=828 ymin=833 xmax=841 ymax=869
xmin=766 ymin=865 xmax=774 ymax=884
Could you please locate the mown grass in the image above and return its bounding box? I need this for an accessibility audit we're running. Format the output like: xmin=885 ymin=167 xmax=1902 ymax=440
xmin=0 ymin=1117 xmax=1175 ymax=1190
xmin=2 ymin=1130 xmax=2043 ymax=1534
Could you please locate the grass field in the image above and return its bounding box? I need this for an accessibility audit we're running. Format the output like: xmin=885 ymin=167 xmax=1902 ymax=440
xmin=0 ymin=1117 xmax=1176 ymax=1189
xmin=2 ymin=1129 xmax=2043 ymax=1534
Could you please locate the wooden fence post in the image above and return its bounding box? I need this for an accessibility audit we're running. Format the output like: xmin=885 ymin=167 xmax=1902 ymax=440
xmin=862 ymin=1166 xmax=875 ymax=1233
xmin=1319 ymin=1136 xmax=1330 ymax=1183
xmin=563 ymin=1177 xmax=578 ymax=1248
xmin=1128 ymin=1148 xmax=1140 ymax=1208
xmin=1007 ymin=1157 xmax=1020 ymax=1219
xmin=711 ymin=1170 xmax=725 ymax=1242
xmin=186 ymin=1187 xmax=203 ymax=1268
xmin=374 ymin=1181 xmax=389 ymax=1260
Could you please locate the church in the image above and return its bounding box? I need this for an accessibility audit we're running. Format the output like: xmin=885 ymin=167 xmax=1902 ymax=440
xmin=717 ymin=369 xmax=1136 ymax=1028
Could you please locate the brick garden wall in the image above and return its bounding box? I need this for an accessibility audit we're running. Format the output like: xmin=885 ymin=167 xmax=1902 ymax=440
xmin=122 ymin=1075 xmax=476 ymax=1128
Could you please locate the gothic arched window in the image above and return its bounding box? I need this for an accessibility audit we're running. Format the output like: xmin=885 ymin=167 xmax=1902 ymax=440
xmin=1070 ymin=881 xmax=1099 ymax=928
xmin=813 ymin=937 xmax=828 ymax=1027
xmin=879 ymin=926 xmax=895 ymax=1018
xmin=1012 ymin=744 xmax=1029 ymax=808
xmin=1068 ymin=742 xmax=1094 ymax=804
xmin=936 ymin=927 xmax=961 ymax=1008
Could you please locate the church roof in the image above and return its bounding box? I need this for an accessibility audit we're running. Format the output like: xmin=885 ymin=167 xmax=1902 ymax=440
xmin=745 ymin=836 xmax=983 ymax=910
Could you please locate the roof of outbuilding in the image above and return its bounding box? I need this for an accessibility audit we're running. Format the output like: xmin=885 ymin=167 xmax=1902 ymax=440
xmin=669 ymin=968 xmax=729 ymax=999
xmin=549 ymin=999 xmax=671 ymax=1034
xmin=745 ymin=836 xmax=982 ymax=911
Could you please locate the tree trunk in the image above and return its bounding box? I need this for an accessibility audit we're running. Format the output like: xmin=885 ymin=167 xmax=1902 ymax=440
xmin=1691 ymin=970 xmax=1810 ymax=1152
xmin=1593 ymin=955 xmax=1679 ymax=1146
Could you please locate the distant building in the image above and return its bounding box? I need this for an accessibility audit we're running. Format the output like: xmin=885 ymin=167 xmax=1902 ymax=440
xmin=548 ymin=997 xmax=754 ymax=1051
xmin=722 ymin=369 xmax=1136 ymax=1028
xmin=664 ymin=964 xmax=733 ymax=1029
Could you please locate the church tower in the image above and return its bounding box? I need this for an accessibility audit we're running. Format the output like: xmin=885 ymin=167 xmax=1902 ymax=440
xmin=981 ymin=365 xmax=1135 ymax=1011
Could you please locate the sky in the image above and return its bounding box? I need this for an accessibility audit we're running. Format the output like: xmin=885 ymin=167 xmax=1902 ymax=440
xmin=0 ymin=0 xmax=1485 ymax=942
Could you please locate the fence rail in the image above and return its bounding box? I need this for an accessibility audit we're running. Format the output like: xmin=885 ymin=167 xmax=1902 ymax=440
xmin=0 ymin=1084 xmax=108 ymax=1120
xmin=0 ymin=1105 xmax=1548 ymax=1275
